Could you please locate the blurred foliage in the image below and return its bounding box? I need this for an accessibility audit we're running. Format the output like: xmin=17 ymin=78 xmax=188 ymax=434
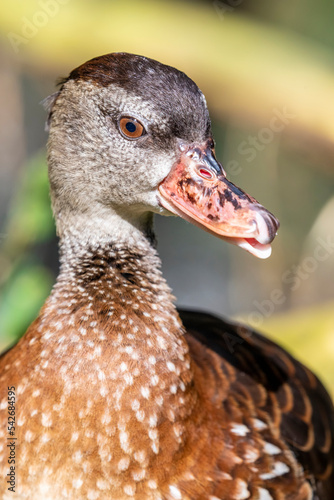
xmin=0 ymin=154 xmax=55 ymax=350
xmin=264 ymin=301 xmax=334 ymax=398
xmin=1 ymin=154 xmax=54 ymax=251
xmin=0 ymin=0 xmax=333 ymax=154
xmin=238 ymin=301 xmax=334 ymax=398
xmin=0 ymin=0 xmax=334 ymax=394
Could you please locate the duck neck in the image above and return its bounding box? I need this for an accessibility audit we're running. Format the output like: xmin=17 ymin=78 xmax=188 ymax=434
xmin=55 ymin=211 xmax=172 ymax=305
xmin=53 ymin=210 xmax=181 ymax=335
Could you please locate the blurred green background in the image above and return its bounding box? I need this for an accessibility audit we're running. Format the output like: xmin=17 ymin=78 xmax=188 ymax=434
xmin=0 ymin=0 xmax=334 ymax=395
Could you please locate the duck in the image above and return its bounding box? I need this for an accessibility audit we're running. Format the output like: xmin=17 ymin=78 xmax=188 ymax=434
xmin=0 ymin=52 xmax=333 ymax=500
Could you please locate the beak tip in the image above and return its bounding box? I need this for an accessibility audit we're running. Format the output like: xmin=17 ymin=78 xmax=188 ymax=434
xmin=255 ymin=209 xmax=279 ymax=245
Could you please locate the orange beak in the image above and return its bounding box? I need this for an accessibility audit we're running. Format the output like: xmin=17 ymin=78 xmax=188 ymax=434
xmin=158 ymin=139 xmax=279 ymax=259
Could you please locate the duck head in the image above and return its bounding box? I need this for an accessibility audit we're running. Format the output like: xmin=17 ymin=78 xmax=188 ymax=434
xmin=47 ymin=52 xmax=279 ymax=258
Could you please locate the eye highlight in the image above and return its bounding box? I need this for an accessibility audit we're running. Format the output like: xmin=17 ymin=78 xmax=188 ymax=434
xmin=119 ymin=116 xmax=146 ymax=139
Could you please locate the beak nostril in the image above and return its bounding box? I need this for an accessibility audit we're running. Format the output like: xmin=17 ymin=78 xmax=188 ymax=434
xmin=198 ymin=167 xmax=214 ymax=180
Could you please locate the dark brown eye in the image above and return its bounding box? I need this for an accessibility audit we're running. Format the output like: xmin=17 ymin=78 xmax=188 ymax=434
xmin=119 ymin=116 xmax=145 ymax=139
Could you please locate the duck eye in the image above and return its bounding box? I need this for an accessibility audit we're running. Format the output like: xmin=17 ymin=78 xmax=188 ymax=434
xmin=119 ymin=116 xmax=145 ymax=139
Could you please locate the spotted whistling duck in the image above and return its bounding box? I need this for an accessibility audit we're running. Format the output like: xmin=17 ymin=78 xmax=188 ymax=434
xmin=0 ymin=53 xmax=333 ymax=500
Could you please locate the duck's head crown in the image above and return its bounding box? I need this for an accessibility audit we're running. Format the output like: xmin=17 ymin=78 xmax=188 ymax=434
xmin=54 ymin=52 xmax=212 ymax=143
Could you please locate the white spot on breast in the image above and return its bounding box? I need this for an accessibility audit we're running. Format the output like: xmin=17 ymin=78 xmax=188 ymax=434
xmin=167 ymin=409 xmax=175 ymax=422
xmin=220 ymin=472 xmax=232 ymax=480
xmin=87 ymin=489 xmax=100 ymax=499
xmin=141 ymin=386 xmax=150 ymax=399
xmin=72 ymin=478 xmax=83 ymax=489
xmin=233 ymin=478 xmax=250 ymax=499
xmin=71 ymin=432 xmax=79 ymax=442
xmin=136 ymin=410 xmax=145 ymax=422
xmin=53 ymin=402 xmax=63 ymax=412
xmin=147 ymin=479 xmax=157 ymax=489
xmin=118 ymin=457 xmax=130 ymax=471
xmin=132 ymin=469 xmax=146 ymax=481
xmin=149 ymin=414 xmax=158 ymax=427
xmin=131 ymin=351 xmax=139 ymax=361
xmin=150 ymin=375 xmax=159 ymax=386
xmin=100 ymin=386 xmax=108 ymax=397
xmin=243 ymin=447 xmax=259 ymax=463
xmin=167 ymin=361 xmax=176 ymax=372
xmin=257 ymin=488 xmax=273 ymax=500
xmin=40 ymin=433 xmax=50 ymax=443
xmin=148 ymin=355 xmax=156 ymax=365
xmin=25 ymin=430 xmax=35 ymax=443
xmin=101 ymin=412 xmax=111 ymax=425
xmin=17 ymin=384 xmax=27 ymax=395
xmin=124 ymin=373 xmax=134 ymax=385
xmin=252 ymin=418 xmax=267 ymax=430
xmin=260 ymin=461 xmax=290 ymax=480
xmin=148 ymin=429 xmax=158 ymax=441
xmin=179 ymin=381 xmax=186 ymax=391
xmin=73 ymin=451 xmax=83 ymax=463
xmin=134 ymin=450 xmax=146 ymax=464
xmin=157 ymin=336 xmax=167 ymax=349
xmin=173 ymin=423 xmax=183 ymax=438
xmin=97 ymin=478 xmax=109 ymax=490
xmin=37 ymin=480 xmax=51 ymax=495
xmin=170 ymin=384 xmax=177 ymax=394
xmin=155 ymin=395 xmax=164 ymax=406
xmin=263 ymin=442 xmax=281 ymax=455
xmin=169 ymin=485 xmax=182 ymax=499
xmin=230 ymin=423 xmax=249 ymax=436
xmin=120 ymin=431 xmax=129 ymax=448
xmin=41 ymin=413 xmax=52 ymax=427
xmin=124 ymin=483 xmax=136 ymax=496
xmin=131 ymin=399 xmax=140 ymax=411
xmin=151 ymin=441 xmax=159 ymax=454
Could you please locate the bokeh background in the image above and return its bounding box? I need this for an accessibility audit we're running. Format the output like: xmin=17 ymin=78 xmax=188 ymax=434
xmin=0 ymin=0 xmax=334 ymax=395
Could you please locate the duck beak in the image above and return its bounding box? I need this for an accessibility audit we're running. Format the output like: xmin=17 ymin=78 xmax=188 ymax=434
xmin=158 ymin=139 xmax=279 ymax=259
